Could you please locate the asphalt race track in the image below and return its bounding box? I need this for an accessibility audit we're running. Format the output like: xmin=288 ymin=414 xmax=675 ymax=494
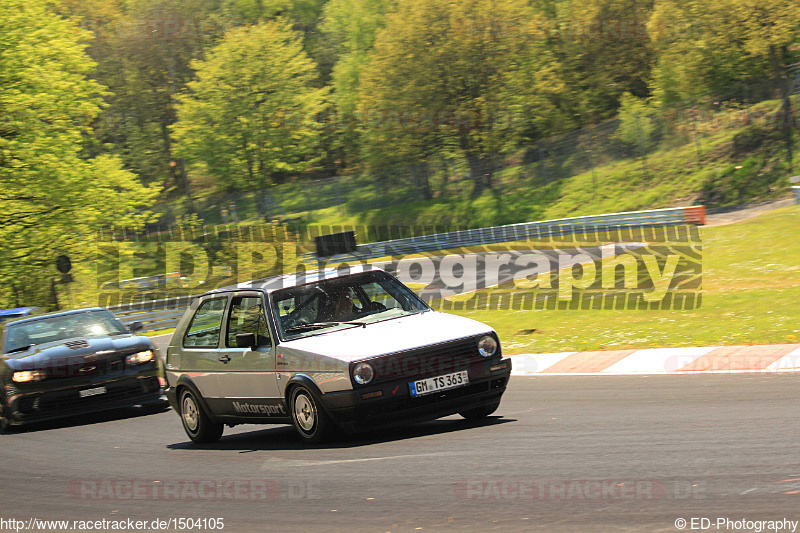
xmin=2 ymin=372 xmax=799 ymax=532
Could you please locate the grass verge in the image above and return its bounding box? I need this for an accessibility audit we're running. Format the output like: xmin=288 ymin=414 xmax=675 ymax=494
xmin=445 ymin=205 xmax=800 ymax=353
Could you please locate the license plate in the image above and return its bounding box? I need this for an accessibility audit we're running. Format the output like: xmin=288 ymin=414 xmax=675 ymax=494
xmin=409 ymin=370 xmax=469 ymax=397
xmin=79 ymin=386 xmax=107 ymax=398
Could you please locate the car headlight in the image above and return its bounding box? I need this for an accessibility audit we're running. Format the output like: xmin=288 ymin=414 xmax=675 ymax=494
xmin=126 ymin=350 xmax=154 ymax=365
xmin=478 ymin=335 xmax=498 ymax=357
xmin=352 ymin=362 xmax=374 ymax=385
xmin=13 ymin=370 xmax=47 ymax=383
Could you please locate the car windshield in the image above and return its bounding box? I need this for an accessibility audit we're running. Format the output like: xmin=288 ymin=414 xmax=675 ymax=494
xmin=3 ymin=310 xmax=129 ymax=353
xmin=271 ymin=271 xmax=428 ymax=340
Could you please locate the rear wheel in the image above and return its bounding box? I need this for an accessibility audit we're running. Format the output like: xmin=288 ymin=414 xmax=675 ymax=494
xmin=179 ymin=388 xmax=223 ymax=444
xmin=459 ymin=402 xmax=500 ymax=420
xmin=289 ymin=385 xmax=333 ymax=444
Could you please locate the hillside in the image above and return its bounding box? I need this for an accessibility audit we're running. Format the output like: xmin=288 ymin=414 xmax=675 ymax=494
xmin=187 ymin=96 xmax=798 ymax=233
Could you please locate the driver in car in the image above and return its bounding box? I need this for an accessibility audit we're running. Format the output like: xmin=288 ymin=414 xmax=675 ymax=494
xmin=324 ymin=289 xmax=359 ymax=322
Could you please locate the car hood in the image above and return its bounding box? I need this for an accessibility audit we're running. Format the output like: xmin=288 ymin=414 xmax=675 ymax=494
xmin=4 ymin=335 xmax=153 ymax=372
xmin=278 ymin=311 xmax=494 ymax=363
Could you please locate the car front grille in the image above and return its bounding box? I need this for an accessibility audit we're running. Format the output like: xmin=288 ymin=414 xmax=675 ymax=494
xmin=365 ymin=336 xmax=497 ymax=385
xmin=17 ymin=377 xmax=161 ymax=415
xmin=38 ymin=354 xmax=128 ymax=380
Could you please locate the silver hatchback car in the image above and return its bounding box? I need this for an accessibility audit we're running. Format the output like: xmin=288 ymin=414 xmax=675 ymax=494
xmin=164 ymin=267 xmax=511 ymax=444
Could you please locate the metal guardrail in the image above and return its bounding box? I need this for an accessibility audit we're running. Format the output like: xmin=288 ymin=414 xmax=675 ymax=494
xmin=109 ymin=205 xmax=706 ymax=332
xmin=316 ymin=205 xmax=706 ymax=263
xmin=112 ymin=307 xmax=187 ymax=332
xmin=108 ymin=296 xmax=197 ymax=332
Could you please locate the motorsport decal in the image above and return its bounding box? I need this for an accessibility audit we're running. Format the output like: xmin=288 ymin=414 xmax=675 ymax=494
xmin=231 ymin=400 xmax=287 ymax=416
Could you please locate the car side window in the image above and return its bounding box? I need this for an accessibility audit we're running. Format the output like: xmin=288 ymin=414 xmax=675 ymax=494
xmin=226 ymin=296 xmax=271 ymax=348
xmin=183 ymin=298 xmax=226 ymax=348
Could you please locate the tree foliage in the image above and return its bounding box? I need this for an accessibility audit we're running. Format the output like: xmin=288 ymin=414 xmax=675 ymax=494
xmin=0 ymin=0 xmax=158 ymax=308
xmin=358 ymin=0 xmax=571 ymax=193
xmin=534 ymin=0 xmax=656 ymax=123
xmin=320 ymin=0 xmax=393 ymax=165
xmin=171 ymin=21 xmax=328 ymax=212
xmin=648 ymin=0 xmax=800 ymax=107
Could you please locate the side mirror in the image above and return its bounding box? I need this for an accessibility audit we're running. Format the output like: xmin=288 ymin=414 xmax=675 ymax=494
xmin=128 ymin=321 xmax=144 ymax=333
xmin=235 ymin=332 xmax=257 ymax=349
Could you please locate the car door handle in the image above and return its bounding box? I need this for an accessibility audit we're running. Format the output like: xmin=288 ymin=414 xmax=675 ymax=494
xmin=218 ymin=354 xmax=231 ymax=363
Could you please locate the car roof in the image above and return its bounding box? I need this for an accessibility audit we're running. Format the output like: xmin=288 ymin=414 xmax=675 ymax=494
xmin=0 ymin=307 xmax=109 ymax=328
xmin=199 ymin=266 xmax=388 ymax=298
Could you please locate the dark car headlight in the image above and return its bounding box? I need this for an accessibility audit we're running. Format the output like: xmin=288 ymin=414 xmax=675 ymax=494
xmin=126 ymin=350 xmax=155 ymax=365
xmin=13 ymin=370 xmax=47 ymax=383
xmin=352 ymin=362 xmax=375 ymax=385
xmin=478 ymin=335 xmax=498 ymax=357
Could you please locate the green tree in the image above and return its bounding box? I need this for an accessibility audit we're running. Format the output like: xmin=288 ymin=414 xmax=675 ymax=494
xmin=648 ymin=0 xmax=800 ymax=107
xmin=0 ymin=0 xmax=158 ymax=308
xmin=358 ymin=0 xmax=570 ymax=194
xmin=172 ymin=21 xmax=328 ymax=215
xmin=57 ymin=0 xmax=220 ymax=215
xmin=538 ymin=0 xmax=656 ymax=123
xmin=615 ymin=92 xmax=657 ymax=151
xmin=320 ymin=0 xmax=394 ymax=168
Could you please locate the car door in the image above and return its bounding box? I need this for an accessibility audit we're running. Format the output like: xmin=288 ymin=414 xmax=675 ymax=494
xmin=173 ymin=295 xmax=229 ymax=402
xmin=214 ymin=292 xmax=285 ymax=419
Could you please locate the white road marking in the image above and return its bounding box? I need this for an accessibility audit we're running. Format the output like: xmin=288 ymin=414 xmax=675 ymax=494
xmin=261 ymin=451 xmax=466 ymax=469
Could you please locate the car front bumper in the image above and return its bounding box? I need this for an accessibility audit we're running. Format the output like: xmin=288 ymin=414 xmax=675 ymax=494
xmin=321 ymin=357 xmax=511 ymax=432
xmin=4 ymin=374 xmax=164 ymax=426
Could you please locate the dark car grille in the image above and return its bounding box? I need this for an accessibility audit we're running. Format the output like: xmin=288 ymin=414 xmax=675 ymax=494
xmin=363 ymin=336 xmax=497 ymax=385
xmin=42 ymin=355 xmax=127 ymax=379
xmin=17 ymin=376 xmax=161 ymax=415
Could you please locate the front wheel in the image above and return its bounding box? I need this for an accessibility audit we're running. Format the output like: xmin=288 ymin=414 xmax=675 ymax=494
xmin=0 ymin=401 xmax=11 ymax=434
xmin=179 ymin=388 xmax=223 ymax=444
xmin=289 ymin=385 xmax=333 ymax=444
xmin=459 ymin=402 xmax=500 ymax=420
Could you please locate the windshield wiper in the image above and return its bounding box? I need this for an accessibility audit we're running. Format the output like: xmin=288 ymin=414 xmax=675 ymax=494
xmin=5 ymin=344 xmax=33 ymax=354
xmin=284 ymin=321 xmax=366 ymax=333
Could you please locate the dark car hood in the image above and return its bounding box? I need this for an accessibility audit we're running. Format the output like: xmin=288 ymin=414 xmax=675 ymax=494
xmin=4 ymin=335 xmax=153 ymax=372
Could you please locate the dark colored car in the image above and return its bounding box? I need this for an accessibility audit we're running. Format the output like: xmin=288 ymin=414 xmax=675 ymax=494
xmin=0 ymin=308 xmax=164 ymax=432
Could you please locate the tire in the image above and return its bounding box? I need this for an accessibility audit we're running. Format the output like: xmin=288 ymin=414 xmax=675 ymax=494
xmin=0 ymin=388 xmax=13 ymax=434
xmin=0 ymin=405 xmax=11 ymax=435
xmin=459 ymin=402 xmax=500 ymax=421
xmin=179 ymin=388 xmax=223 ymax=444
xmin=289 ymin=385 xmax=333 ymax=444
xmin=0 ymin=399 xmax=15 ymax=434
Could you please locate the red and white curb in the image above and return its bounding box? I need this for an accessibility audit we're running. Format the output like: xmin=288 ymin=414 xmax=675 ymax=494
xmin=509 ymin=344 xmax=800 ymax=375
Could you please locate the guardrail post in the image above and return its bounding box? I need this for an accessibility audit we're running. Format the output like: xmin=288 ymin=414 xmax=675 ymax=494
xmin=792 ymin=186 xmax=800 ymax=205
